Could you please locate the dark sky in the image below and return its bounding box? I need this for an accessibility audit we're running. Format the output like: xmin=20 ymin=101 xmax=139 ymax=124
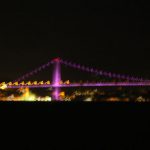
xmin=0 ymin=1 xmax=150 ymax=81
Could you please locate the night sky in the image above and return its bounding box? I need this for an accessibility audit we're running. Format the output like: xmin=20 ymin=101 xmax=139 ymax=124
xmin=0 ymin=1 xmax=150 ymax=81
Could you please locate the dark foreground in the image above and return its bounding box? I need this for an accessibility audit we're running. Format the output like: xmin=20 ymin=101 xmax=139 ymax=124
xmin=0 ymin=101 xmax=150 ymax=150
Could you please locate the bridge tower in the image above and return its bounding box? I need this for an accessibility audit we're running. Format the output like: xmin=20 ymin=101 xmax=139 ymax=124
xmin=52 ymin=57 xmax=62 ymax=100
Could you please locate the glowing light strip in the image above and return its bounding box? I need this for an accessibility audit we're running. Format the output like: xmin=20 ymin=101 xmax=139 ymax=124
xmin=7 ymin=82 xmax=150 ymax=88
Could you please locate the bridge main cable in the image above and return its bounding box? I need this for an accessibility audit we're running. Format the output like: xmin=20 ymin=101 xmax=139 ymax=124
xmin=60 ymin=59 xmax=147 ymax=82
xmin=13 ymin=59 xmax=55 ymax=82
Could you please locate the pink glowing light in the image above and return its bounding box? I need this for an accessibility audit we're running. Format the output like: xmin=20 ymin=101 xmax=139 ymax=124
xmin=52 ymin=58 xmax=61 ymax=100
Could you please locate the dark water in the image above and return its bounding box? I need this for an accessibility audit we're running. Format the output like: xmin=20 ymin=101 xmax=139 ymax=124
xmin=0 ymin=101 xmax=149 ymax=149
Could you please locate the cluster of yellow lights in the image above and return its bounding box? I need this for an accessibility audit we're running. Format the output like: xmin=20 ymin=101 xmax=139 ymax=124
xmin=0 ymin=80 xmax=67 ymax=101
xmin=0 ymin=82 xmax=7 ymax=90
xmin=0 ymin=87 xmax=52 ymax=101
xmin=0 ymin=80 xmax=70 ymax=90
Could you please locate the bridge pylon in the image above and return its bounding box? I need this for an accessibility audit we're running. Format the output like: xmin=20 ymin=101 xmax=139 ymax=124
xmin=52 ymin=57 xmax=62 ymax=101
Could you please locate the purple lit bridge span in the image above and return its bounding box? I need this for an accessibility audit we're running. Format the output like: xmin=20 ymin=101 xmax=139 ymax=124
xmin=4 ymin=57 xmax=150 ymax=100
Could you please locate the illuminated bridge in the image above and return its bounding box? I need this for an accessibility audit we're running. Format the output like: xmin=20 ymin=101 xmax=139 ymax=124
xmin=0 ymin=57 xmax=149 ymax=100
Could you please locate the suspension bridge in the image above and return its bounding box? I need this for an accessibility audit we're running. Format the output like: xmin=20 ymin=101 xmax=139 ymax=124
xmin=0 ymin=57 xmax=150 ymax=100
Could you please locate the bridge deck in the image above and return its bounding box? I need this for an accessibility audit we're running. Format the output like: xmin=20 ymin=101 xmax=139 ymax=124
xmin=6 ymin=82 xmax=150 ymax=89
